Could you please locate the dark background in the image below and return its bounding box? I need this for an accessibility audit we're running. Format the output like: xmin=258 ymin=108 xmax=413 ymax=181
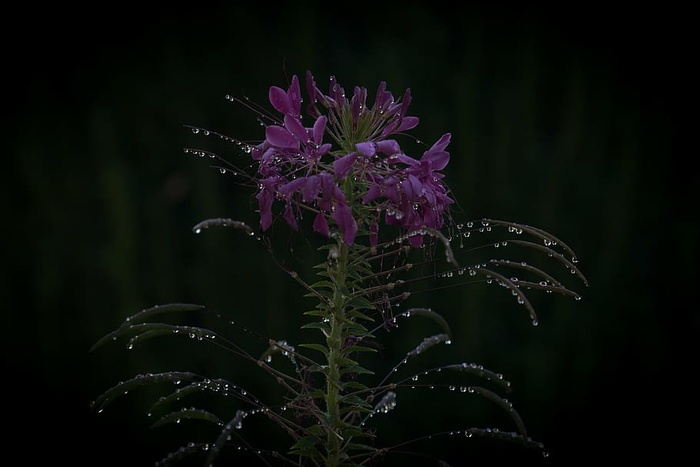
xmin=5 ymin=3 xmax=692 ymax=466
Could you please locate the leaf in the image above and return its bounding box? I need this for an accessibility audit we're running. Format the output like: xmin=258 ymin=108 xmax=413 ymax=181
xmin=346 ymin=296 xmax=374 ymax=310
xmin=341 ymin=365 xmax=374 ymax=376
xmin=204 ymin=410 xmax=246 ymax=467
xmin=406 ymin=333 xmax=451 ymax=357
xmin=90 ymin=304 xmax=206 ymax=351
xmin=400 ymin=307 xmax=452 ymax=338
xmin=301 ymin=322 xmax=331 ymax=333
xmin=298 ymin=343 xmax=329 ymax=357
xmin=344 ymin=345 xmax=378 ymax=354
xmin=289 ymin=434 xmax=322 ymax=451
xmin=150 ymin=408 xmax=223 ymax=428
xmin=310 ymin=280 xmax=335 ymax=290
xmin=346 ymin=309 xmax=375 ymax=322
xmin=339 ymin=394 xmax=373 ymax=410
xmin=468 ymin=386 xmax=529 ymax=438
xmin=148 ymin=383 xmax=203 ymax=412
xmin=444 ymin=363 xmax=512 ymax=392
xmin=92 ymin=372 xmax=198 ymax=412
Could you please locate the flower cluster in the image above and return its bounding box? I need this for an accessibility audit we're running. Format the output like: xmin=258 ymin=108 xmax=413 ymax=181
xmin=251 ymin=71 xmax=454 ymax=247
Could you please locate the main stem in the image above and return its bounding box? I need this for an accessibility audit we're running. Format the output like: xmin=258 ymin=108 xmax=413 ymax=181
xmin=326 ymin=240 xmax=348 ymax=467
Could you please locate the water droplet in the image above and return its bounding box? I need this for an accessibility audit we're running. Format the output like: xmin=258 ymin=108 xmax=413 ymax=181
xmin=532 ymin=319 xmax=539 ymax=326
xmin=191 ymin=128 xmax=199 ymax=134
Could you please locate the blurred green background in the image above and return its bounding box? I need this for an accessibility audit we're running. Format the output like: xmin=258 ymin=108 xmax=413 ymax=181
xmin=5 ymin=3 xmax=690 ymax=466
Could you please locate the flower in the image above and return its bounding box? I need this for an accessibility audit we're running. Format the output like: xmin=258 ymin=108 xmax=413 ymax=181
xmin=249 ymin=71 xmax=453 ymax=247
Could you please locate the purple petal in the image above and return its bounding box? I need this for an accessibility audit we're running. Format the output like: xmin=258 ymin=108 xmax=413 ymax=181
xmin=376 ymin=139 xmax=400 ymax=155
xmin=283 ymin=202 xmax=298 ymax=231
xmin=287 ymin=75 xmax=301 ymax=116
xmin=395 ymin=153 xmax=418 ymax=166
xmin=362 ymin=183 xmax=382 ymax=204
xmin=302 ymin=175 xmax=321 ymax=202
xmin=333 ymin=153 xmax=357 ymax=180
xmin=401 ymin=178 xmax=416 ymax=198
xmin=332 ymin=205 xmax=358 ymax=245
xmin=408 ymin=174 xmax=422 ymax=196
xmin=269 ymin=86 xmax=291 ymax=115
xmin=256 ymin=188 xmax=275 ymax=230
xmin=429 ymin=133 xmax=452 ymax=153
xmin=313 ymin=212 xmax=330 ymax=237
xmin=312 ymin=116 xmax=327 ymax=144
xmin=355 ymin=142 xmax=376 ymax=157
xmin=266 ymin=125 xmax=299 ymax=149
xmin=316 ymin=143 xmax=332 ymax=156
xmin=278 ymin=177 xmax=306 ymax=197
xmin=422 ymin=133 xmax=451 ymax=170
xmin=284 ymin=114 xmax=309 ymax=143
xmin=395 ymin=116 xmax=419 ymax=132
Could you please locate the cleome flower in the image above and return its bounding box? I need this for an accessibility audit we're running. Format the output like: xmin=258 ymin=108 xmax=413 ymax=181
xmin=251 ymin=71 xmax=454 ymax=246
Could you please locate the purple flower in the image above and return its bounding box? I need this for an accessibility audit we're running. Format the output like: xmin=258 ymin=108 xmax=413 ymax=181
xmin=248 ymin=71 xmax=453 ymax=247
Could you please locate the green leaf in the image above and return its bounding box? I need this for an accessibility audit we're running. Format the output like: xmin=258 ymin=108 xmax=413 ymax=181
xmin=347 ymin=296 xmax=374 ymax=310
xmin=339 ymin=394 xmax=373 ymax=410
xmin=150 ymin=408 xmax=222 ymax=428
xmin=346 ymin=310 xmax=375 ymax=322
xmin=298 ymin=343 xmax=329 ymax=357
xmin=336 ymin=356 xmax=360 ymax=367
xmin=343 ymin=381 xmax=370 ymax=391
xmin=341 ymin=365 xmax=374 ymax=375
xmin=289 ymin=435 xmax=321 ymax=451
xmin=310 ymin=280 xmax=335 ymax=290
xmin=303 ymin=309 xmax=329 ymax=318
xmin=92 ymin=372 xmax=198 ymax=412
xmin=401 ymin=307 xmax=452 ymax=338
xmin=344 ymin=345 xmax=378 ymax=354
xmin=301 ymin=322 xmax=331 ymax=333
xmin=345 ymin=322 xmax=369 ymax=333
xmin=344 ymin=442 xmax=377 ymax=451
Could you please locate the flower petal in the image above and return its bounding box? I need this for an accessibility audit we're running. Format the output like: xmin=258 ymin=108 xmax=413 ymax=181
xmin=332 ymin=204 xmax=358 ymax=245
xmin=266 ymin=125 xmax=299 ymax=149
xmin=284 ymin=114 xmax=309 ymax=143
xmin=312 ymin=116 xmax=327 ymax=144
xmin=313 ymin=212 xmax=330 ymax=237
xmin=356 ymin=142 xmax=376 ymax=157
xmin=269 ymin=86 xmax=291 ymax=114
xmin=333 ymin=153 xmax=357 ymax=180
xmin=376 ymin=139 xmax=400 ymax=155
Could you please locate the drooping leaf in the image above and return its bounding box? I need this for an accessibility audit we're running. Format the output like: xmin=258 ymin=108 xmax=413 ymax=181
xmin=150 ymin=408 xmax=223 ymax=428
xmin=92 ymin=372 xmax=199 ymax=413
xmin=398 ymin=307 xmax=452 ymax=338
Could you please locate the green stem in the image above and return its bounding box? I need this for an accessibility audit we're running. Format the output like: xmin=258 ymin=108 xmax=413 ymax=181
xmin=325 ymin=241 xmax=348 ymax=467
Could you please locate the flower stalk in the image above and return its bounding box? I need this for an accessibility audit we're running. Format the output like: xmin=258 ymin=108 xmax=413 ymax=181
xmin=326 ymin=241 xmax=348 ymax=467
